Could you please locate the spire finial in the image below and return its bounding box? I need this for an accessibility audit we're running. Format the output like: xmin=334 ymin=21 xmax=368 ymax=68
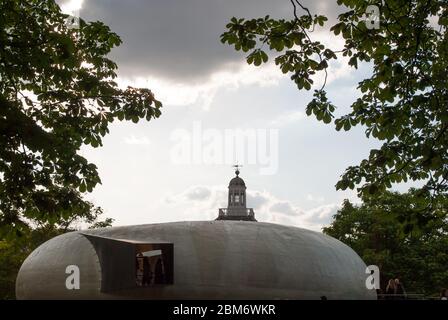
xmin=232 ymin=164 xmax=242 ymax=176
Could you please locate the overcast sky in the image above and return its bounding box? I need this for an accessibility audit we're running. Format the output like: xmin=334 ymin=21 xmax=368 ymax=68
xmin=58 ymin=0 xmax=415 ymax=232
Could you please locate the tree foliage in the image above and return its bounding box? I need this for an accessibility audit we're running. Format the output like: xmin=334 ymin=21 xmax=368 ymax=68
xmin=323 ymin=190 xmax=448 ymax=295
xmin=221 ymin=0 xmax=448 ymax=200
xmin=0 ymin=0 xmax=162 ymax=238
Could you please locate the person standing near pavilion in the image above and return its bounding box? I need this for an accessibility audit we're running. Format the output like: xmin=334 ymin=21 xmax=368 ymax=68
xmin=142 ymin=257 xmax=152 ymax=286
xmin=385 ymin=279 xmax=396 ymax=300
xmin=394 ymin=278 xmax=406 ymax=300
xmin=440 ymin=288 xmax=447 ymax=300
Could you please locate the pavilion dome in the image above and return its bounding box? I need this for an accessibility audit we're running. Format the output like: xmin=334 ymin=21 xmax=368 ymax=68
xmin=15 ymin=169 xmax=376 ymax=300
xmin=16 ymin=221 xmax=376 ymax=300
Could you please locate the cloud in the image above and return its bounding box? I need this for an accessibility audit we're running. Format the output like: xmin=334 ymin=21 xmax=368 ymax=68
xmin=58 ymin=0 xmax=84 ymax=15
xmin=163 ymin=185 xmax=227 ymax=220
xmin=123 ymin=135 xmax=151 ymax=145
xmin=165 ymin=185 xmax=224 ymax=205
xmin=67 ymin=0 xmax=359 ymax=111
xmin=102 ymin=4 xmax=357 ymax=110
xmin=306 ymin=193 xmax=325 ymax=202
xmin=117 ymin=60 xmax=283 ymax=109
xmin=78 ymin=0 xmax=345 ymax=83
xmin=163 ymin=185 xmax=340 ymax=231
xmin=302 ymin=203 xmax=339 ymax=224
xmin=183 ymin=186 xmax=211 ymax=201
xmin=269 ymin=201 xmax=297 ymax=216
xmin=246 ymin=191 xmax=270 ymax=209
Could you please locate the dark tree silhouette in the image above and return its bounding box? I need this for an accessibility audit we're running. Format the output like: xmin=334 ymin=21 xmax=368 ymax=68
xmin=0 ymin=0 xmax=162 ymax=238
